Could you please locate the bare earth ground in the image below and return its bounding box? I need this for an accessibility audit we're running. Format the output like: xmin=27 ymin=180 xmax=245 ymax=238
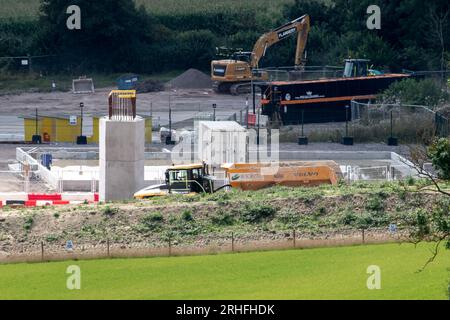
xmin=0 ymin=88 xmax=253 ymax=127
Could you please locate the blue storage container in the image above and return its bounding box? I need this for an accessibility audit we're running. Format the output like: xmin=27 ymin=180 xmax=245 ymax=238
xmin=41 ymin=154 xmax=53 ymax=170
xmin=117 ymin=74 xmax=139 ymax=90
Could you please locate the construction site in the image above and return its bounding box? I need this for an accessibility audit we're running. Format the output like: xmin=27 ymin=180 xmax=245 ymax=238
xmin=0 ymin=59 xmax=445 ymax=258
xmin=0 ymin=14 xmax=448 ymax=204
xmin=0 ymin=2 xmax=450 ymax=302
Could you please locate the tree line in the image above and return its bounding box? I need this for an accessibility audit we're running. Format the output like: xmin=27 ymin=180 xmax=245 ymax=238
xmin=0 ymin=0 xmax=449 ymax=74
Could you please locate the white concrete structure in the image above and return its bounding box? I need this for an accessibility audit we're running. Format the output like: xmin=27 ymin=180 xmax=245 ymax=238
xmin=198 ymin=121 xmax=248 ymax=166
xmin=99 ymin=117 xmax=145 ymax=201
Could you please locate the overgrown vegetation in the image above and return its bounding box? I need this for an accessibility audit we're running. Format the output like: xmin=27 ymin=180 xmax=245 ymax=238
xmin=381 ymin=78 xmax=449 ymax=108
xmin=428 ymin=138 xmax=450 ymax=180
xmin=279 ymin=114 xmax=436 ymax=144
xmin=404 ymin=138 xmax=450 ymax=269
xmin=1 ymin=0 xmax=449 ymax=75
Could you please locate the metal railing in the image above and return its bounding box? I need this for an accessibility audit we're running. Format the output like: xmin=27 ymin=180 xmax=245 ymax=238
xmin=108 ymin=90 xmax=137 ymax=121
xmin=253 ymin=65 xmax=344 ymax=82
xmin=0 ymin=226 xmax=411 ymax=264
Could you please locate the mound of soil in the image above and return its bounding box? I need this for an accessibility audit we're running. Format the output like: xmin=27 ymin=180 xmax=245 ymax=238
xmin=168 ymin=69 xmax=212 ymax=89
xmin=135 ymin=79 xmax=164 ymax=94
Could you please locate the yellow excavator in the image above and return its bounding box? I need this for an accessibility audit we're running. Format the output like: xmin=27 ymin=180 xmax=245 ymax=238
xmin=211 ymin=15 xmax=310 ymax=95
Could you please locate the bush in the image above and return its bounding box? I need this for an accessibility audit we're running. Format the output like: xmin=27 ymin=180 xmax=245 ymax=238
xmin=356 ymin=213 xmax=375 ymax=229
xmin=181 ymin=210 xmax=193 ymax=222
xmin=365 ymin=195 xmax=385 ymax=212
xmin=339 ymin=211 xmax=358 ymax=226
xmin=277 ymin=208 xmax=300 ymax=226
xmin=45 ymin=234 xmax=59 ymax=243
xmin=23 ymin=216 xmax=34 ymax=231
xmin=138 ymin=212 xmax=164 ymax=232
xmin=428 ymin=138 xmax=450 ymax=180
xmin=211 ymin=210 xmax=235 ymax=226
xmin=406 ymin=176 xmax=416 ymax=186
xmin=102 ymin=206 xmax=118 ymax=217
xmin=240 ymin=204 xmax=276 ymax=223
xmin=381 ymin=78 xmax=449 ymax=108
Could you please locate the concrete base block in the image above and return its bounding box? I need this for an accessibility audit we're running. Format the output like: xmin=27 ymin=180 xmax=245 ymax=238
xmin=99 ymin=117 xmax=145 ymax=201
xmin=298 ymin=136 xmax=309 ymax=145
xmin=341 ymin=137 xmax=354 ymax=146
xmin=388 ymin=137 xmax=398 ymax=146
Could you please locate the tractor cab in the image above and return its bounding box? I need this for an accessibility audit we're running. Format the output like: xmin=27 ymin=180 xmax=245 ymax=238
xmin=134 ymin=163 xmax=215 ymax=199
xmin=343 ymin=59 xmax=371 ymax=78
xmin=165 ymin=163 xmax=214 ymax=194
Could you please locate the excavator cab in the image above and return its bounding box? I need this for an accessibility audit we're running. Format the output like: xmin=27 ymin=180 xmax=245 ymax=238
xmin=343 ymin=59 xmax=370 ymax=78
xmin=230 ymin=52 xmax=252 ymax=64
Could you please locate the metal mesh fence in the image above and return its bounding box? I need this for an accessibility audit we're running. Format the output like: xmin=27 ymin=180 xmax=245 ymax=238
xmin=351 ymin=101 xmax=450 ymax=141
xmin=0 ymin=226 xmax=411 ymax=264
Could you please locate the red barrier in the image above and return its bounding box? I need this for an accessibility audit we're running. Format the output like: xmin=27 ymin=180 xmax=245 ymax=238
xmin=53 ymin=201 xmax=70 ymax=205
xmin=247 ymin=114 xmax=256 ymax=126
xmin=94 ymin=193 xmax=99 ymax=202
xmin=25 ymin=201 xmax=37 ymax=207
xmin=28 ymin=194 xmax=62 ymax=201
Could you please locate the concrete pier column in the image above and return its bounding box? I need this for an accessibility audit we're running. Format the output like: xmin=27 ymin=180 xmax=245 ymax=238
xmin=99 ymin=116 xmax=145 ymax=201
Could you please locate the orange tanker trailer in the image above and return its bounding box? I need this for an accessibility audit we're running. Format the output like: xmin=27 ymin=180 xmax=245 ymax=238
xmin=221 ymin=161 xmax=340 ymax=191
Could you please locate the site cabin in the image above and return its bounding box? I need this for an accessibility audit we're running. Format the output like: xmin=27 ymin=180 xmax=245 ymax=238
xmin=259 ymin=59 xmax=412 ymax=125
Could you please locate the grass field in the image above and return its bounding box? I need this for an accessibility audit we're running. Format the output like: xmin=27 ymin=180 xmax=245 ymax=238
xmin=0 ymin=243 xmax=448 ymax=300
xmin=0 ymin=0 xmax=293 ymax=19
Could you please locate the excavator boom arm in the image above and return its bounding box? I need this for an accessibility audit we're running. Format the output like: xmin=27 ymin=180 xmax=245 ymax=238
xmin=250 ymin=15 xmax=310 ymax=69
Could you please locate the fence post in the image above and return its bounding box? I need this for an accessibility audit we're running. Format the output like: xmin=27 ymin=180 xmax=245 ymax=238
xmin=293 ymin=229 xmax=296 ymax=248
xmin=231 ymin=232 xmax=235 ymax=252
xmin=168 ymin=235 xmax=172 ymax=257
xmin=361 ymin=228 xmax=365 ymax=244
xmin=41 ymin=241 xmax=44 ymax=262
xmin=107 ymin=239 xmax=110 ymax=258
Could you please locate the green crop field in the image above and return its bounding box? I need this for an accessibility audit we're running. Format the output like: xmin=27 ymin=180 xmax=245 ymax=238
xmin=0 ymin=0 xmax=294 ymax=19
xmin=0 ymin=243 xmax=449 ymax=300
xmin=0 ymin=0 xmax=40 ymax=19
xmin=136 ymin=0 xmax=293 ymax=15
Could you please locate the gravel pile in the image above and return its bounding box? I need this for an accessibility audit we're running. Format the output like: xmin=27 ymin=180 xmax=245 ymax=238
xmin=168 ymin=68 xmax=212 ymax=89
